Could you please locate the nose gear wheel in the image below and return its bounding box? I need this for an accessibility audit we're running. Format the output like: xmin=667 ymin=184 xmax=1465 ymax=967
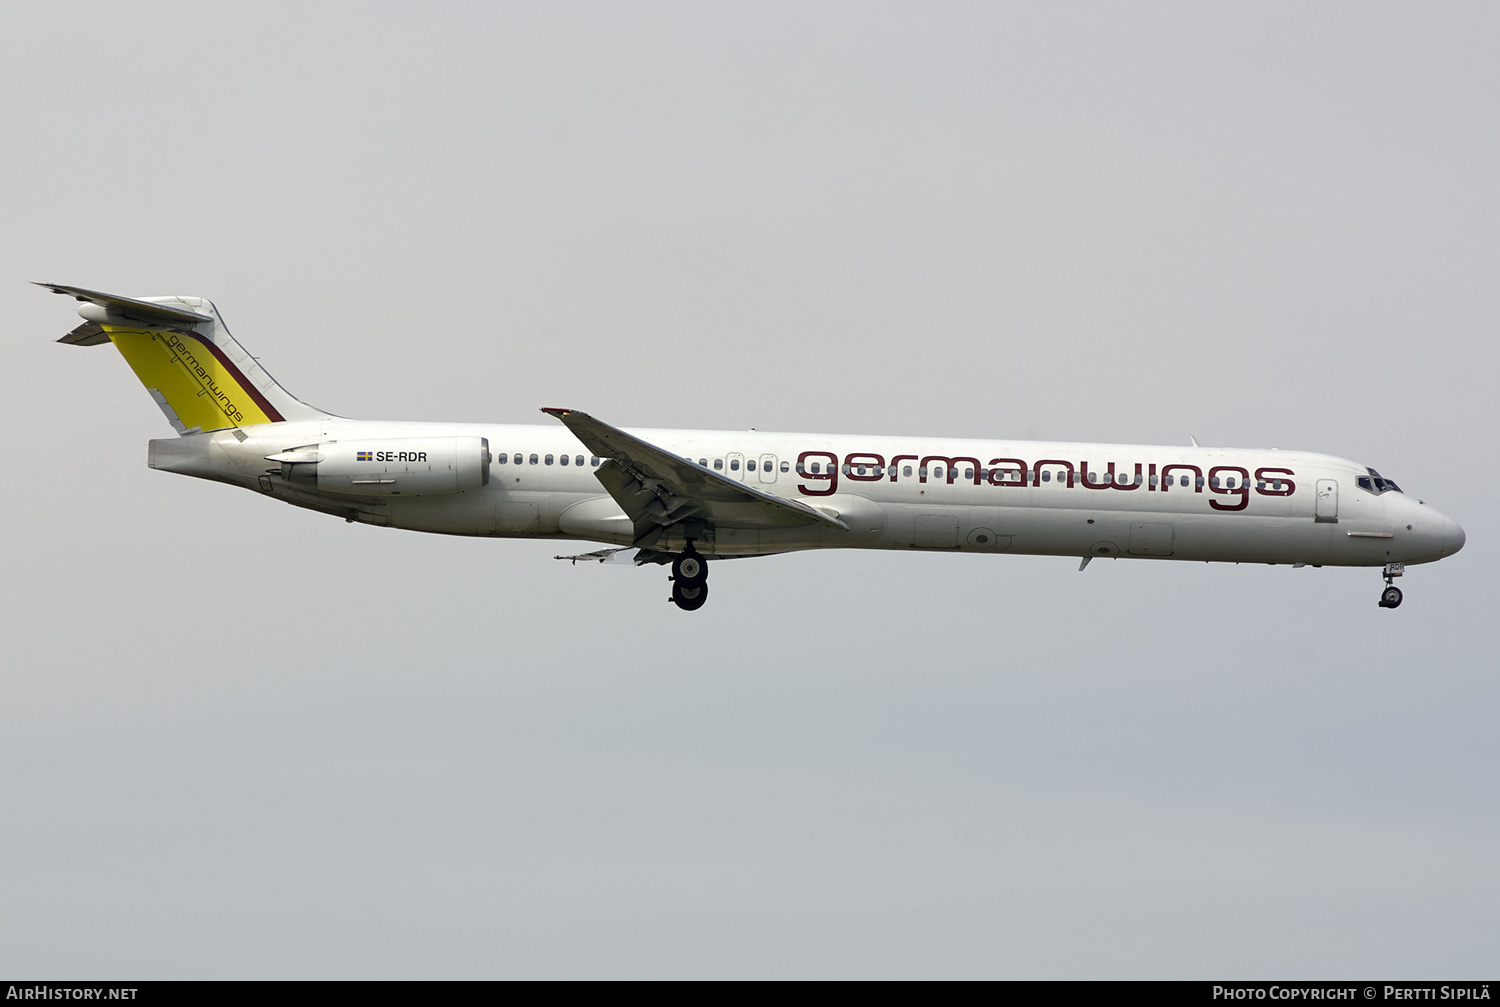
xmin=1378 ymin=563 xmax=1405 ymax=609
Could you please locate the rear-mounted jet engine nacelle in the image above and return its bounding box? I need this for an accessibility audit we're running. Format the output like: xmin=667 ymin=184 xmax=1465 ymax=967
xmin=274 ymin=436 xmax=490 ymax=496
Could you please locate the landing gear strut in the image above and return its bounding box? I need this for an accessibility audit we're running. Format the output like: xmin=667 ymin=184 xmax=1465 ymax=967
xmin=670 ymin=547 xmax=709 ymax=611
xmin=1378 ymin=562 xmax=1405 ymax=609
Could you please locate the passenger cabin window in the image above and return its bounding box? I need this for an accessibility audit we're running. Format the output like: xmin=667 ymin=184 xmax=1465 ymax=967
xmin=545 ymin=454 xmax=554 ymax=465
xmin=497 ymin=453 xmax=507 ymax=464
xmin=591 ymin=456 xmax=600 ymax=466
xmin=559 ymin=454 xmax=569 ymax=465
xmin=529 ymin=454 xmax=539 ymax=465
xmin=780 ymin=461 xmax=790 ymax=473
xmin=747 ymin=460 xmax=757 ymax=472
xmin=714 ymin=459 xmax=723 ymax=470
xmin=904 ymin=466 xmax=913 ymax=477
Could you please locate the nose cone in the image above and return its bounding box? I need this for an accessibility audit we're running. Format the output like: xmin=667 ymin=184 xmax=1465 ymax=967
xmin=1442 ymin=516 xmax=1466 ymax=558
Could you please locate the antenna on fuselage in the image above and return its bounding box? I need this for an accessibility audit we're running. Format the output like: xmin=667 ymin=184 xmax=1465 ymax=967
xmin=1189 ymin=435 xmax=1200 ymax=447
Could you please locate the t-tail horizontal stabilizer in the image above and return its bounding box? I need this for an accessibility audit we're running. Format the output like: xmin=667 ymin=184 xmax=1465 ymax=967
xmin=38 ymin=282 xmax=330 ymax=433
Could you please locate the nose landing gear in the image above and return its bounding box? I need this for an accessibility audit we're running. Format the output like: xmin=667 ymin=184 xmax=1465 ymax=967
xmin=1378 ymin=562 xmax=1405 ymax=609
xmin=670 ymin=547 xmax=709 ymax=611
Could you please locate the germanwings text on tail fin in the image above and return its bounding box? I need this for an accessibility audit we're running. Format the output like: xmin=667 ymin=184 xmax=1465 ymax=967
xmin=41 ymin=283 xmax=328 ymax=433
xmin=44 ymin=283 xmax=1465 ymax=612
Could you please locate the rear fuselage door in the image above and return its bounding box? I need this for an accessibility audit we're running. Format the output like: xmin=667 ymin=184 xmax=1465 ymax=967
xmin=1315 ymin=478 xmax=1339 ymax=523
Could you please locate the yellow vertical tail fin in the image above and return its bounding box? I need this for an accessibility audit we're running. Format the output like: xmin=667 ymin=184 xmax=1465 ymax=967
xmin=40 ymin=283 xmax=330 ymax=432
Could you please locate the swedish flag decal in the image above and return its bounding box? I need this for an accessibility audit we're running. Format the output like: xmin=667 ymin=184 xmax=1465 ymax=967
xmin=356 ymin=451 xmax=373 ymax=461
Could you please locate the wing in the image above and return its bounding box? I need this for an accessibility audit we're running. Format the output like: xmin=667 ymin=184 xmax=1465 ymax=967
xmin=542 ymin=408 xmax=847 ymax=548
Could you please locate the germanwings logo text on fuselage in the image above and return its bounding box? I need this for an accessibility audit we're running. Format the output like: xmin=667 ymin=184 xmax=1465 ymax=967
xmin=794 ymin=451 xmax=1296 ymax=513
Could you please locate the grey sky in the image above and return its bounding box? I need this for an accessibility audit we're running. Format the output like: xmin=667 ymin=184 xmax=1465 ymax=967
xmin=2 ymin=2 xmax=1496 ymax=977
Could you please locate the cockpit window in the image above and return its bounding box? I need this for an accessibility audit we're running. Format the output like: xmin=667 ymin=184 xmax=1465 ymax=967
xmin=1358 ymin=468 xmax=1403 ymax=495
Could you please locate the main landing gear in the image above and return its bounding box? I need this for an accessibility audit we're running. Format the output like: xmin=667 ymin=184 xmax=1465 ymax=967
xmin=1378 ymin=562 xmax=1405 ymax=609
xmin=670 ymin=548 xmax=709 ymax=611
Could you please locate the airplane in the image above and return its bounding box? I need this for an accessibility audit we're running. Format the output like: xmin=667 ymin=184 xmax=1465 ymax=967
xmin=40 ymin=282 xmax=1465 ymax=611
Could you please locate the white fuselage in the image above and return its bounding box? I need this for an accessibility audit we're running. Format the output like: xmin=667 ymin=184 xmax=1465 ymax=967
xmin=150 ymin=418 xmax=1465 ymax=569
